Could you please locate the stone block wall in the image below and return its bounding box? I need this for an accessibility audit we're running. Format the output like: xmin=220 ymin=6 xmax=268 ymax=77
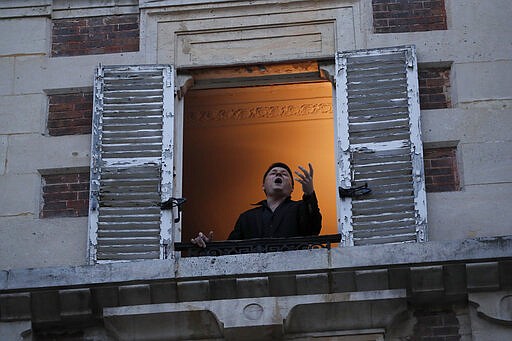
xmin=0 ymin=0 xmax=510 ymax=270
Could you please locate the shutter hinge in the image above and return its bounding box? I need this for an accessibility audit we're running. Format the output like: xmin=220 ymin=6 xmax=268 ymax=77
xmin=338 ymin=183 xmax=372 ymax=198
xmin=160 ymin=197 xmax=187 ymax=223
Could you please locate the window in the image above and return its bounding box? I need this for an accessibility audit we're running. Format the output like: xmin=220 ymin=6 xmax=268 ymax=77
xmin=88 ymin=46 xmax=427 ymax=263
xmin=182 ymin=80 xmax=337 ymax=242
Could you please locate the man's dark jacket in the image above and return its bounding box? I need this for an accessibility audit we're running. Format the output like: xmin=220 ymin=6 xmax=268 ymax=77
xmin=228 ymin=192 xmax=322 ymax=240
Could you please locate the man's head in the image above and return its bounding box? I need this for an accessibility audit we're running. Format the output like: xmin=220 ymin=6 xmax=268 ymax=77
xmin=262 ymin=162 xmax=294 ymax=197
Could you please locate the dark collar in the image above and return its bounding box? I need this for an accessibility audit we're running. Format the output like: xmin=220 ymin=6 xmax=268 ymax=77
xmin=252 ymin=196 xmax=292 ymax=208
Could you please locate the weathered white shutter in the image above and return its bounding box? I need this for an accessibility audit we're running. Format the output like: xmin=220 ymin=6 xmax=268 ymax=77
xmin=88 ymin=65 xmax=174 ymax=263
xmin=335 ymin=46 xmax=427 ymax=246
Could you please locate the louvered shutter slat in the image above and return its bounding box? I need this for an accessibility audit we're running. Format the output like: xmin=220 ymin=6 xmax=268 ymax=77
xmin=336 ymin=46 xmax=427 ymax=246
xmin=88 ymin=65 xmax=174 ymax=263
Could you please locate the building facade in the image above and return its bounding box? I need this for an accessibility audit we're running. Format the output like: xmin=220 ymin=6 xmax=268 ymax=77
xmin=0 ymin=0 xmax=511 ymax=339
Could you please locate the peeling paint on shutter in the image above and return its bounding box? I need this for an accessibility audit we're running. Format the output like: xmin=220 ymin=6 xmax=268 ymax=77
xmin=335 ymin=46 xmax=427 ymax=246
xmin=88 ymin=65 xmax=174 ymax=263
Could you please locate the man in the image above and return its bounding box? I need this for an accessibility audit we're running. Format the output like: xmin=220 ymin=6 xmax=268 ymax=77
xmin=192 ymin=162 xmax=322 ymax=247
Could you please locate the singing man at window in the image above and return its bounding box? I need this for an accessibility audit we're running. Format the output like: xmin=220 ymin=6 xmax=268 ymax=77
xmin=191 ymin=162 xmax=322 ymax=247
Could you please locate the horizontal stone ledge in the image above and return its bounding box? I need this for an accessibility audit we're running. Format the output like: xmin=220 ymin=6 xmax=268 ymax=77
xmin=1 ymin=236 xmax=511 ymax=292
xmin=1 ymin=260 xmax=511 ymax=323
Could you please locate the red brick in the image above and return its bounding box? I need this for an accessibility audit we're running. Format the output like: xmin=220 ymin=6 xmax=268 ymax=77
xmin=430 ymin=159 xmax=452 ymax=168
xmin=373 ymin=0 xmax=447 ymax=33
xmin=41 ymin=209 xmax=78 ymax=218
xmin=43 ymin=191 xmax=78 ymax=201
xmin=48 ymin=110 xmax=85 ymax=120
xmin=66 ymin=200 xmax=89 ymax=209
xmin=47 ymin=118 xmax=88 ymax=129
xmin=43 ymin=184 xmax=71 ymax=193
xmin=41 ymin=171 xmax=89 ymax=218
xmin=52 ymin=14 xmax=139 ymax=57
xmin=419 ymin=66 xmax=451 ymax=109
xmin=424 ymin=147 xmax=460 ymax=192
xmin=431 ymin=175 xmax=456 ymax=184
xmin=43 ymin=173 xmax=79 ymax=184
xmin=47 ymin=92 xmax=92 ymax=136
xmin=49 ymin=126 xmax=91 ymax=136
xmin=42 ymin=202 xmax=68 ymax=210
xmin=428 ymin=167 xmax=452 ymax=176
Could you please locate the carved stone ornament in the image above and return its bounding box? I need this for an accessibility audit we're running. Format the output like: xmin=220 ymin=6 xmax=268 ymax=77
xmin=469 ymin=291 xmax=512 ymax=325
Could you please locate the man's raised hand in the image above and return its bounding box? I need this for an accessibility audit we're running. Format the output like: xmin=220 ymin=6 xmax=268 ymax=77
xmin=295 ymin=163 xmax=315 ymax=195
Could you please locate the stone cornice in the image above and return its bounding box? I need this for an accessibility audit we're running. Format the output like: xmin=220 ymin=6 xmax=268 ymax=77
xmin=0 ymin=237 xmax=511 ymax=328
xmin=0 ymin=257 xmax=510 ymax=326
xmin=1 ymin=236 xmax=511 ymax=292
xmin=1 ymin=237 xmax=511 ymax=326
xmin=0 ymin=1 xmax=51 ymax=18
xmin=0 ymin=0 xmax=139 ymax=19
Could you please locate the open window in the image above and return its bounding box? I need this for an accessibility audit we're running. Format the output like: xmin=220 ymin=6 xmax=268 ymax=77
xmin=87 ymin=46 xmax=427 ymax=263
xmin=181 ymin=64 xmax=338 ymax=243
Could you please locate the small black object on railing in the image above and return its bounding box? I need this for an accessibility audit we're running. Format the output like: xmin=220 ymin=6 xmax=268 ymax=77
xmin=174 ymin=234 xmax=341 ymax=257
xmin=159 ymin=197 xmax=187 ymax=223
xmin=338 ymin=183 xmax=372 ymax=198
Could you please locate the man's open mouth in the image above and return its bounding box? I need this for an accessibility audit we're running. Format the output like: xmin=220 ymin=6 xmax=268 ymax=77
xmin=274 ymin=178 xmax=283 ymax=184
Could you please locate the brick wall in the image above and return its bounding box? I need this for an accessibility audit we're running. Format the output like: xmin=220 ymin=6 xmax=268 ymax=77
xmin=41 ymin=171 xmax=90 ymax=218
xmin=424 ymin=147 xmax=460 ymax=192
xmin=52 ymin=14 xmax=139 ymax=57
xmin=372 ymin=0 xmax=447 ymax=33
xmin=412 ymin=309 xmax=461 ymax=340
xmin=419 ymin=66 xmax=451 ymax=110
xmin=48 ymin=92 xmax=93 ymax=136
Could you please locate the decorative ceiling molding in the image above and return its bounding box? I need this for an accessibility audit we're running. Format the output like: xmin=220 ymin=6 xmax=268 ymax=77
xmin=186 ymin=102 xmax=333 ymax=127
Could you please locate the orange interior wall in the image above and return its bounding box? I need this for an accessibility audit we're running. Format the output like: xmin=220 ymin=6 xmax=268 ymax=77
xmin=182 ymin=83 xmax=337 ymax=241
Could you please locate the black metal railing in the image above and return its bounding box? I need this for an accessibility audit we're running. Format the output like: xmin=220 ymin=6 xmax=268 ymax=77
xmin=174 ymin=234 xmax=341 ymax=257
